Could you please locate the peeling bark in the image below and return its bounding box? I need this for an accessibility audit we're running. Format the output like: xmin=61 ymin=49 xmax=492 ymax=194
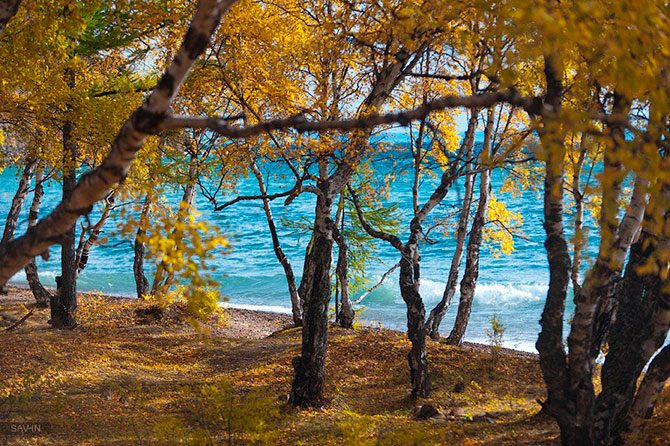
xmin=592 ymin=231 xmax=670 ymax=443
xmin=0 ymin=0 xmax=237 ymax=287
xmin=401 ymin=246 xmax=431 ymax=398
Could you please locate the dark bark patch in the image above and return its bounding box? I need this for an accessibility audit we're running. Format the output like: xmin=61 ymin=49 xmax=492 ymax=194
xmin=131 ymin=108 xmax=167 ymax=134
xmin=183 ymin=27 xmax=210 ymax=60
xmin=156 ymin=72 xmax=176 ymax=96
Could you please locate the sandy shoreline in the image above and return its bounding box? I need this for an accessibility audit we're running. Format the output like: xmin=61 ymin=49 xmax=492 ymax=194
xmin=3 ymin=284 xmax=536 ymax=357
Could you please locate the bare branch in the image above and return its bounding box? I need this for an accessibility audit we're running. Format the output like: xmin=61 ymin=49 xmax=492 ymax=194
xmin=353 ymin=263 xmax=400 ymax=305
xmin=348 ymin=185 xmax=404 ymax=251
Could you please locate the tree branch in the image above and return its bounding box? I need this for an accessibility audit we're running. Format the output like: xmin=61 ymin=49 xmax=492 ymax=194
xmin=348 ymin=185 xmax=404 ymax=251
xmin=0 ymin=0 xmax=239 ymax=287
xmin=159 ymin=88 xmax=541 ymax=137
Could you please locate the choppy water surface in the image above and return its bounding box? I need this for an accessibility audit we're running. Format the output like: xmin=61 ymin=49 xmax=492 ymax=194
xmin=1 ymin=136 xmax=594 ymax=351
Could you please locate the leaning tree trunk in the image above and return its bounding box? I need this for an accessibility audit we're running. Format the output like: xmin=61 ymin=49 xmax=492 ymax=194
xmin=289 ymin=191 xmax=334 ymax=406
xmin=0 ymin=0 xmax=236 ymax=289
xmin=446 ymin=109 xmax=494 ymax=346
xmin=51 ymin=69 xmax=78 ymax=329
xmin=1 ymin=159 xmax=36 ymax=246
xmin=400 ymin=245 xmax=431 ymax=398
xmin=629 ymin=344 xmax=670 ymax=426
xmin=24 ymin=165 xmax=51 ymax=307
xmin=250 ymin=160 xmax=302 ymax=326
xmin=445 ymin=168 xmax=489 ymax=346
xmin=133 ymin=195 xmax=151 ymax=299
xmin=0 ymin=158 xmax=35 ymax=294
xmin=591 ymin=229 xmax=670 ymax=444
xmin=76 ymin=192 xmax=114 ymax=273
xmin=426 ymin=108 xmax=478 ymax=340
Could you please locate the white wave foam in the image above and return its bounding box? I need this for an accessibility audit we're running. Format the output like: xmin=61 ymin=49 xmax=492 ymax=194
xmin=419 ymin=279 xmax=546 ymax=306
xmin=475 ymin=283 xmax=546 ymax=306
xmin=221 ymin=302 xmax=293 ymax=315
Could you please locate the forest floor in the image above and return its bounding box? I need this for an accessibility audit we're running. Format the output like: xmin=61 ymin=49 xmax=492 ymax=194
xmin=1 ymin=286 xmax=668 ymax=445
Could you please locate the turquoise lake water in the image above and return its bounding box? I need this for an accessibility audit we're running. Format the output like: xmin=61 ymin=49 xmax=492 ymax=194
xmin=0 ymin=135 xmax=592 ymax=351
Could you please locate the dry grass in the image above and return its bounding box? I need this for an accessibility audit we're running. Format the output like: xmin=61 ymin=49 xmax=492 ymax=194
xmin=1 ymin=287 xmax=668 ymax=445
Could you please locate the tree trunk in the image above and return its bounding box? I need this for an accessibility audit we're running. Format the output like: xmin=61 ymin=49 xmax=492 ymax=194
xmin=333 ymin=225 xmax=354 ymax=328
xmin=1 ymin=159 xmax=35 ymax=245
xmin=446 ymin=109 xmax=494 ymax=346
xmin=426 ymin=109 xmax=478 ymax=340
xmin=630 ymin=344 xmax=670 ymax=425
xmin=250 ymin=160 xmax=302 ymax=326
xmin=400 ymin=246 xmax=431 ymax=398
xmin=133 ymin=195 xmax=151 ymax=299
xmin=0 ymin=0 xmax=21 ymax=33
xmin=534 ymin=56 xmax=576 ymax=444
xmin=591 ymin=231 xmax=670 ymax=444
xmin=52 ymin=68 xmax=78 ymax=329
xmin=0 ymin=158 xmax=35 ymax=294
xmin=76 ymin=192 xmax=114 ymax=273
xmin=569 ymin=136 xmax=588 ymax=295
xmin=0 ymin=0 xmax=235 ymax=288
xmin=290 ymin=191 xmax=334 ymax=406
xmin=24 ymin=165 xmax=51 ymax=307
xmin=590 ymin=175 xmax=648 ymax=358
xmin=289 ymin=45 xmax=423 ymax=407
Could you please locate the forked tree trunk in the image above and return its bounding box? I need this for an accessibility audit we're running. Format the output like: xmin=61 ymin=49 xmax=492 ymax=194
xmin=289 ymin=46 xmax=423 ymax=407
xmin=446 ymin=109 xmax=494 ymax=346
xmin=53 ymin=70 xmax=79 ymax=329
xmin=133 ymin=195 xmax=151 ymax=299
xmin=426 ymin=109 xmax=478 ymax=340
xmin=24 ymin=165 xmax=51 ymax=307
xmin=250 ymin=160 xmax=302 ymax=326
xmin=400 ymin=246 xmax=431 ymax=398
xmin=591 ymin=229 xmax=670 ymax=444
xmin=290 ymin=191 xmax=334 ymax=406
